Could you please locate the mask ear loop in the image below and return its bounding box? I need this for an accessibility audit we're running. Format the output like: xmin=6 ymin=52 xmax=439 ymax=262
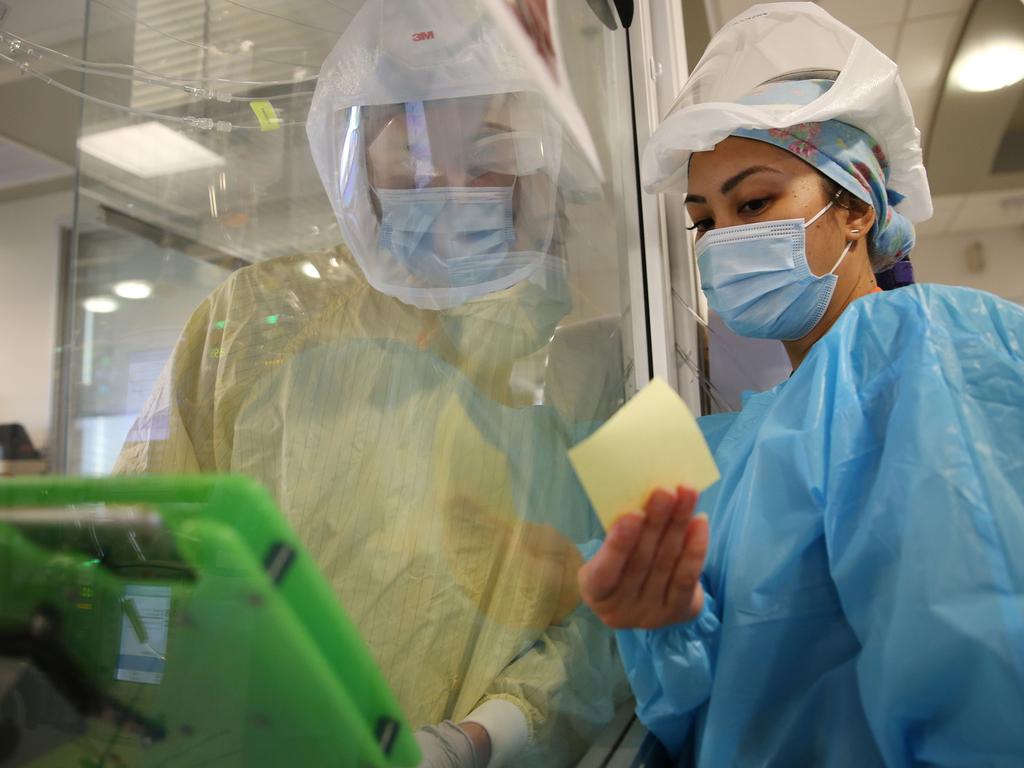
xmin=804 ymin=188 xmax=845 ymax=229
xmin=828 ymin=240 xmax=855 ymax=276
xmin=804 ymin=199 xmax=834 ymax=228
xmin=807 ymin=189 xmax=852 ymax=275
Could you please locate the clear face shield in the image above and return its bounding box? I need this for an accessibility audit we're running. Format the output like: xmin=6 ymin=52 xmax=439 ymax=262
xmin=331 ymin=90 xmax=564 ymax=310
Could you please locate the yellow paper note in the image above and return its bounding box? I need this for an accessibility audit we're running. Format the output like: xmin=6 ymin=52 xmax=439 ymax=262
xmin=568 ymin=378 xmax=719 ymax=529
xmin=250 ymin=100 xmax=281 ymax=131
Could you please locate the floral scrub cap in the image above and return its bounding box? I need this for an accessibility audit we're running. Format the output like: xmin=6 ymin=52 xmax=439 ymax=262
xmin=731 ymin=78 xmax=916 ymax=288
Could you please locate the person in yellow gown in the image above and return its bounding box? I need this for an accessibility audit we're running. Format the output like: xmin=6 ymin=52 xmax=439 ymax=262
xmin=115 ymin=1 xmax=629 ymax=765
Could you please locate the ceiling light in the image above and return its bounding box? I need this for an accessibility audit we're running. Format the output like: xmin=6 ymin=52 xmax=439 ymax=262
xmin=301 ymin=262 xmax=321 ymax=279
xmin=113 ymin=280 xmax=153 ymax=300
xmin=78 ymin=122 xmax=225 ymax=178
xmin=83 ymin=296 xmax=119 ymax=314
xmin=953 ymin=41 xmax=1024 ymax=92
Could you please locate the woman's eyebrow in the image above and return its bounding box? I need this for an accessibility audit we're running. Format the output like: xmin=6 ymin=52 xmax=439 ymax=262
xmin=685 ymin=165 xmax=782 ymax=204
xmin=720 ymin=165 xmax=781 ymax=194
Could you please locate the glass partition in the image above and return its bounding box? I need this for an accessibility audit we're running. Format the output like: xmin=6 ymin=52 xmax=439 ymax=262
xmin=53 ymin=1 xmax=647 ymax=764
xmin=61 ymin=222 xmax=232 ymax=474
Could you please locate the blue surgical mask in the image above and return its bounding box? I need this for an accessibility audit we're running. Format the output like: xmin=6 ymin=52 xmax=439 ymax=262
xmin=696 ymin=200 xmax=854 ymax=340
xmin=377 ymin=186 xmax=516 ymax=288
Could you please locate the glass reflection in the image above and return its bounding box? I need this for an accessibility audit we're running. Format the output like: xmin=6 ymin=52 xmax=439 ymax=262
xmin=58 ymin=0 xmax=643 ymax=764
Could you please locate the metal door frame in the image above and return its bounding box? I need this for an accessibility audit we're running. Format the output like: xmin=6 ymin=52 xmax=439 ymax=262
xmin=625 ymin=0 xmax=702 ymax=411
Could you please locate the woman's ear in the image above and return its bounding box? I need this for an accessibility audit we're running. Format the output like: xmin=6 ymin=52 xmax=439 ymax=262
xmin=843 ymin=198 xmax=876 ymax=242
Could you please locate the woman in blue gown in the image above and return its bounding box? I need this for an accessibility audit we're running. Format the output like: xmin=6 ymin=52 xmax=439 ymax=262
xmin=578 ymin=5 xmax=1024 ymax=766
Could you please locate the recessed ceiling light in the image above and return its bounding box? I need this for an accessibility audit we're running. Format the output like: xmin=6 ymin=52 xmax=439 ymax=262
xmin=302 ymin=261 xmax=321 ymax=279
xmin=953 ymin=41 xmax=1024 ymax=92
xmin=78 ymin=121 xmax=225 ymax=178
xmin=82 ymin=296 xmax=119 ymax=314
xmin=113 ymin=280 xmax=153 ymax=299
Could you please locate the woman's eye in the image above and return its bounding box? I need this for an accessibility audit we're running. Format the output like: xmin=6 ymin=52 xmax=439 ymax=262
xmin=687 ymin=218 xmax=714 ymax=233
xmin=740 ymin=198 xmax=769 ymax=214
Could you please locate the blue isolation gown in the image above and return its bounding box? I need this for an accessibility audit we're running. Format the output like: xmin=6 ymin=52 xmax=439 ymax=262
xmin=617 ymin=285 xmax=1024 ymax=767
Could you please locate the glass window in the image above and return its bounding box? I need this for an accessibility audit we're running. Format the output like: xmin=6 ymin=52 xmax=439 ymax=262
xmin=44 ymin=1 xmax=648 ymax=764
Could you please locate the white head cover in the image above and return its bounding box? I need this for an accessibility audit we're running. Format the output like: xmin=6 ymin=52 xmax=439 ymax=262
xmin=307 ymin=0 xmax=566 ymax=310
xmin=642 ymin=2 xmax=932 ymax=222
xmin=307 ymin=0 xmax=534 ymax=114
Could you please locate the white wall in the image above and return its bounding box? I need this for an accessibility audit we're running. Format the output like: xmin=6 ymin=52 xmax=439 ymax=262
xmin=0 ymin=191 xmax=73 ymax=452
xmin=915 ymin=228 xmax=1024 ymax=306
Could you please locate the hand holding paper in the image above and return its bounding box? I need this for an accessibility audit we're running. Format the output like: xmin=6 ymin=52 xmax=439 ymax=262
xmin=568 ymin=378 xmax=719 ymax=529
xmin=578 ymin=485 xmax=708 ymax=629
xmin=572 ymin=379 xmax=718 ymax=629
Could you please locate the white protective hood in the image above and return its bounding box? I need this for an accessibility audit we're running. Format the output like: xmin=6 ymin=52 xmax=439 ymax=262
xmin=642 ymin=2 xmax=932 ymax=222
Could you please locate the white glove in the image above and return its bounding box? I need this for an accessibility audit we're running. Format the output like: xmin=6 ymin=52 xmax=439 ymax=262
xmin=414 ymin=721 xmax=479 ymax=768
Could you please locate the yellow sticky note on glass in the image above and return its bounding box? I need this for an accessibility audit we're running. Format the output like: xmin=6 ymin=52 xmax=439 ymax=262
xmin=568 ymin=378 xmax=719 ymax=529
xmin=250 ymin=100 xmax=281 ymax=131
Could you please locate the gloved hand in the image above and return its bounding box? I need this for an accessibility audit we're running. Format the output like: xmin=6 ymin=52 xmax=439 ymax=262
xmin=414 ymin=721 xmax=480 ymax=768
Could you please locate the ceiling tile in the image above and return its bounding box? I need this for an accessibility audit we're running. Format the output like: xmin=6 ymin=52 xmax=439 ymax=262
xmin=907 ymin=0 xmax=970 ymax=19
xmin=819 ymin=0 xmax=908 ymax=29
xmin=859 ymin=23 xmax=901 ymax=60
xmin=895 ymin=14 xmax=962 ymax=139
xmin=914 ymin=193 xmax=964 ymax=237
xmin=948 ymin=187 xmax=1024 ymax=234
xmin=714 ymin=0 xmax=759 ymax=30
xmin=0 ymin=134 xmax=73 ymax=192
xmin=3 ymin=0 xmax=87 ymax=46
xmin=896 ymin=14 xmax=961 ymax=92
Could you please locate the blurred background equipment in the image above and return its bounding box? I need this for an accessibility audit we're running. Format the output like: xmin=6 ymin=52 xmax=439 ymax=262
xmin=0 ymin=475 xmax=420 ymax=767
xmin=0 ymin=425 xmax=45 ymax=477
